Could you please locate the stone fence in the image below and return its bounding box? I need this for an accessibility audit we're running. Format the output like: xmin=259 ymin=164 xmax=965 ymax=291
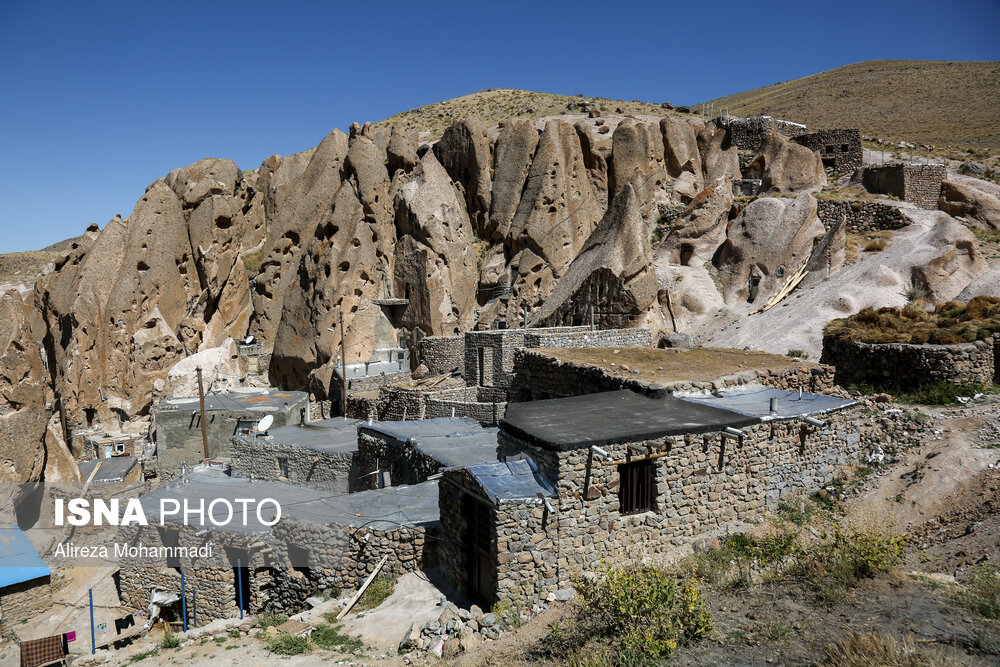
xmin=523 ymin=327 xmax=653 ymax=349
xmin=424 ymin=386 xmax=508 ymax=425
xmin=816 ymin=200 xmax=909 ymax=234
xmin=821 ymin=336 xmax=998 ymax=389
xmin=509 ymin=349 xmax=835 ymax=402
xmin=418 ymin=336 xmax=465 ymax=376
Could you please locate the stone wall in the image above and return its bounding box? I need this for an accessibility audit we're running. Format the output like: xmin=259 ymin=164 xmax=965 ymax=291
xmin=509 ymin=349 xmax=835 ymax=402
xmin=424 ymin=386 xmax=508 ymax=425
xmin=418 ymin=336 xmax=465 ymax=376
xmin=347 ymin=371 xmax=412 ymax=395
xmin=816 ymin=200 xmax=909 ymax=234
xmin=449 ymin=405 xmax=872 ymax=603
xmin=464 ymin=329 xmax=530 ymax=390
xmin=821 ymin=336 xmax=997 ymax=389
xmin=793 ymin=129 xmax=862 ymax=173
xmin=523 ymin=328 xmax=653 ymax=349
xmin=862 ymin=164 xmax=946 ymax=210
xmin=356 ymin=430 xmax=441 ymax=490
xmin=0 ymin=578 xmax=52 ymax=637
xmin=230 ymin=436 xmax=358 ymax=493
xmin=728 ymin=117 xmax=808 ymax=152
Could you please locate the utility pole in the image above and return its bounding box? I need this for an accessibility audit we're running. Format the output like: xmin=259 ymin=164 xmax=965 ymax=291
xmin=196 ymin=367 xmax=209 ymax=460
xmin=339 ymin=312 xmax=348 ymax=416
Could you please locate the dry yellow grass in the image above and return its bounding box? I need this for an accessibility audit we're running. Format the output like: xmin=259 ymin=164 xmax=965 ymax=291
xmin=703 ymin=60 xmax=1000 ymax=151
xmin=535 ymin=346 xmax=812 ymax=384
xmin=374 ymin=88 xmax=680 ymax=140
xmin=0 ymin=250 xmax=60 ymax=285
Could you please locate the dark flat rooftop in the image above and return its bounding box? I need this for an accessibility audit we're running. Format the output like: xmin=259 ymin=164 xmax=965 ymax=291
xmin=501 ymin=390 xmax=758 ymax=449
xmin=462 ymin=457 xmax=556 ymax=503
xmin=78 ymin=456 xmax=138 ymax=483
xmin=360 ymin=417 xmax=499 ymax=468
xmin=240 ymin=417 xmax=360 ymax=454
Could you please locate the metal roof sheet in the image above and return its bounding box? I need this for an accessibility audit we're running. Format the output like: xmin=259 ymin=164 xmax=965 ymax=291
xmin=0 ymin=527 xmax=51 ymax=588
xmin=463 ymin=457 xmax=556 ymax=502
xmin=78 ymin=456 xmax=138 ymax=483
xmin=677 ymin=386 xmax=858 ymax=420
xmin=361 ymin=417 xmax=499 ymax=468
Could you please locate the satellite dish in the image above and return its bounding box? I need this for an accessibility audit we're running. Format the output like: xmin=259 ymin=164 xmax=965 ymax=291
xmin=256 ymin=415 xmax=273 ymax=433
xmin=245 ymin=335 xmax=255 ymax=344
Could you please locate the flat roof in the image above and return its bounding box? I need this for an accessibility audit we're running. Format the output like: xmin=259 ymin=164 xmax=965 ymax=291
xmin=140 ymin=469 xmax=438 ymax=532
xmin=360 ymin=417 xmax=499 ymax=468
xmin=528 ymin=346 xmax=817 ymax=386
xmin=78 ymin=456 xmax=138 ymax=483
xmin=0 ymin=527 xmax=51 ymax=588
xmin=157 ymin=389 xmax=308 ymax=414
xmin=462 ymin=457 xmax=556 ymax=503
xmin=501 ymin=390 xmax=758 ymax=449
xmin=240 ymin=417 xmax=360 ymax=454
xmin=678 ymin=386 xmax=858 ymax=421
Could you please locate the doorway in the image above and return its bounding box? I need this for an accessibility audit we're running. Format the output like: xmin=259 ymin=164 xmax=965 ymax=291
xmin=463 ymin=494 xmax=494 ymax=606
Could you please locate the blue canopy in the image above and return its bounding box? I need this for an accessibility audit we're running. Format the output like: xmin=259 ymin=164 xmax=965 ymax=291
xmin=0 ymin=527 xmax=51 ymax=588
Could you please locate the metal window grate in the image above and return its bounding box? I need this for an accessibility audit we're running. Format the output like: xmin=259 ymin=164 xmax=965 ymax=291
xmin=618 ymin=459 xmax=654 ymax=515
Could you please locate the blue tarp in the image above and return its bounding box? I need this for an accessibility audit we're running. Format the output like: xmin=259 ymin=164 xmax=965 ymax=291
xmin=0 ymin=527 xmax=51 ymax=588
xmin=677 ymin=386 xmax=858 ymax=421
xmin=463 ymin=457 xmax=557 ymax=502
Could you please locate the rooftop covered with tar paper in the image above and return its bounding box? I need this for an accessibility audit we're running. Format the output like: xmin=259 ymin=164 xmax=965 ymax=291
xmin=360 ymin=417 xmax=499 ymax=468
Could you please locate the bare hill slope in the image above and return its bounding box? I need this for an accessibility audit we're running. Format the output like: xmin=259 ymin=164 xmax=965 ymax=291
xmin=703 ymin=60 xmax=1000 ymax=150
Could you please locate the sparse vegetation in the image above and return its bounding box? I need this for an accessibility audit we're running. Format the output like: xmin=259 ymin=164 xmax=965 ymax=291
xmin=355 ymin=573 xmax=396 ymax=611
xmin=825 ymin=296 xmax=1000 ymax=345
xmin=264 ymin=632 xmax=311 ymax=656
xmin=848 ymin=380 xmax=998 ymax=405
xmin=128 ymin=649 xmax=159 ymax=664
xmin=786 ymin=349 xmax=809 ymax=359
xmin=257 ymin=613 xmax=288 ymax=630
xmin=821 ymin=631 xmax=957 ymax=667
xmin=311 ymin=623 xmax=364 ymax=653
xmin=972 ymin=228 xmax=1000 ymax=245
xmin=957 ymin=562 xmax=1000 ymax=619
xmin=159 ymin=629 xmax=181 ymax=649
xmin=845 ymin=231 xmax=893 ymax=263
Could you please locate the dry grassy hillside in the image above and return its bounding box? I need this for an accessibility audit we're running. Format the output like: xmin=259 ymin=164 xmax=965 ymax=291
xmin=374 ymin=88 xmax=672 ymax=139
xmin=703 ymin=60 xmax=1000 ymax=150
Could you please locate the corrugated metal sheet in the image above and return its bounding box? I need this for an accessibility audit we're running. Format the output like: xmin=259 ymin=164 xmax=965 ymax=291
xmin=0 ymin=527 xmax=51 ymax=588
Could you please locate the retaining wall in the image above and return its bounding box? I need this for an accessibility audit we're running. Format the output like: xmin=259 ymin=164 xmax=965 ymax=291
xmin=821 ymin=336 xmax=997 ymax=388
xmin=816 ymin=200 xmax=909 ymax=233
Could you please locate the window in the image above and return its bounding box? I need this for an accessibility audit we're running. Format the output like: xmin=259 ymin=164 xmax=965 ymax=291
xmin=278 ymin=457 xmax=289 ymax=479
xmin=841 ymin=144 xmax=849 ymax=152
xmin=825 ymin=145 xmax=835 ymax=154
xmin=618 ymin=459 xmax=655 ymax=515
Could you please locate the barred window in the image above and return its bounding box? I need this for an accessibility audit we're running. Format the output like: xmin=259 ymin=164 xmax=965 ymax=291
xmin=619 ymin=459 xmax=655 ymax=515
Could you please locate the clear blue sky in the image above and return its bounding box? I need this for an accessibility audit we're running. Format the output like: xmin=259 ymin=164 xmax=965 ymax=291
xmin=1 ymin=0 xmax=998 ymax=252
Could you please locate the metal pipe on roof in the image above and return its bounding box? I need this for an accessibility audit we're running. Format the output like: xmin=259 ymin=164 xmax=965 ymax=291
xmin=803 ymin=416 xmax=827 ymax=429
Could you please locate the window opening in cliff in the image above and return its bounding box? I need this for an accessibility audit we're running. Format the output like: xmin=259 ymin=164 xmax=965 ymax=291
xmin=463 ymin=494 xmax=494 ymax=606
xmin=680 ymin=244 xmax=694 ymax=266
xmin=747 ymin=275 xmax=761 ymax=304
xmin=619 ymin=459 xmax=654 ymax=515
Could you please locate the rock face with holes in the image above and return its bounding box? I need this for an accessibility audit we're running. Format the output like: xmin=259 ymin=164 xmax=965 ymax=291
xmin=657 ymin=178 xmax=734 ymax=266
xmin=0 ymin=292 xmax=50 ymax=482
xmin=534 ymin=184 xmax=663 ymax=330
xmin=744 ymin=132 xmax=826 ymax=194
xmin=608 ymin=119 xmax=668 ymax=220
xmin=715 ymin=194 xmax=826 ymax=306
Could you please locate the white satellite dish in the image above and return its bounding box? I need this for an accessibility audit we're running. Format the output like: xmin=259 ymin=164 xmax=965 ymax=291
xmin=256 ymin=414 xmax=273 ymax=433
xmin=245 ymin=335 xmax=255 ymax=344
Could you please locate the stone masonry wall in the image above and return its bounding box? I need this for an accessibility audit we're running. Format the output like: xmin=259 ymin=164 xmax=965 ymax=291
xmin=356 ymin=430 xmax=441 ymax=490
xmin=418 ymin=336 xmax=466 ymax=376
xmin=793 ymin=129 xmax=862 ymax=173
xmin=816 ymin=200 xmax=909 ymax=234
xmin=821 ymin=336 xmax=997 ymax=389
xmin=230 ymin=436 xmax=358 ymax=493
xmin=424 ymin=386 xmax=508 ymax=425
xmin=523 ymin=328 xmax=653 ymax=349
xmin=509 ymin=349 xmax=835 ymax=402
xmin=862 ymin=164 xmax=946 ymax=210
xmin=481 ymin=405 xmax=871 ymax=601
xmin=728 ymin=117 xmax=808 ymax=152
xmin=0 ymin=578 xmax=52 ymax=637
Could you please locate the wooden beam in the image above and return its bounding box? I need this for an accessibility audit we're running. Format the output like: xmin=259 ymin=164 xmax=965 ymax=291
xmin=336 ymin=554 xmax=389 ymax=620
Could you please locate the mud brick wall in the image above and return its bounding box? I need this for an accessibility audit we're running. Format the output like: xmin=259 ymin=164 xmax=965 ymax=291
xmin=418 ymin=336 xmax=466 ymax=376
xmin=230 ymin=436 xmax=358 ymax=492
xmin=480 ymin=406 xmax=869 ymax=601
xmin=821 ymin=336 xmax=997 ymax=389
xmin=0 ymin=578 xmax=52 ymax=637
xmin=793 ymin=129 xmax=862 ymax=173
xmin=816 ymin=200 xmax=908 ymax=233
xmin=509 ymin=349 xmax=835 ymax=402
xmin=356 ymin=429 xmax=441 ymax=490
xmin=862 ymin=164 xmax=946 ymax=210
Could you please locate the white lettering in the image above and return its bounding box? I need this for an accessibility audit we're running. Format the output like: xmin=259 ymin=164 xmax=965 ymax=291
xmin=208 ymin=498 xmax=232 ymax=527
xmin=257 ymin=498 xmax=281 ymax=527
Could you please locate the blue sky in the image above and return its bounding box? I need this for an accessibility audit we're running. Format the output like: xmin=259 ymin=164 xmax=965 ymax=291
xmin=1 ymin=0 xmax=998 ymax=252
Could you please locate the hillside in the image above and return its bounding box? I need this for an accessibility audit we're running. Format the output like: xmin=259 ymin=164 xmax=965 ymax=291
xmin=374 ymin=88 xmax=673 ymax=139
xmin=703 ymin=60 xmax=1000 ymax=150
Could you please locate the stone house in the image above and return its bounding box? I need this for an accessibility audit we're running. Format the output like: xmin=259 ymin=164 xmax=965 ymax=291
xmin=793 ymin=129 xmax=862 ymax=173
xmin=153 ymin=389 xmax=308 ymax=477
xmin=0 ymin=527 xmax=53 ymax=638
xmin=862 ymin=163 xmax=946 ymax=210
xmin=356 ymin=417 xmax=499 ymax=490
xmin=230 ymin=417 xmax=360 ymax=492
xmin=437 ymin=387 xmax=862 ymax=606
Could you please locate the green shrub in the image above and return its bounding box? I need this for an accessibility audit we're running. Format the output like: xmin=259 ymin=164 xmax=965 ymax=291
xmin=128 ymin=649 xmax=159 ymax=664
xmin=265 ymin=632 xmax=310 ymax=656
xmin=159 ymin=630 xmax=180 ymax=649
xmin=257 ymin=613 xmax=288 ymax=630
xmin=786 ymin=349 xmax=809 ymax=359
xmin=355 ymin=573 xmax=396 ymax=611
xmin=492 ymin=598 xmax=525 ymax=629
xmin=957 ymin=562 xmax=1000 ymax=619
xmin=311 ymin=624 xmax=363 ymax=652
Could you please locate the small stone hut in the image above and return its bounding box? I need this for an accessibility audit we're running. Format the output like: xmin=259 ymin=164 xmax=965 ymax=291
xmin=438 ymin=387 xmax=862 ymax=605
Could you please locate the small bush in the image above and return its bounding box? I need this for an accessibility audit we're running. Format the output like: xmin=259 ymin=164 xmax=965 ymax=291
xmin=492 ymin=598 xmax=525 ymax=629
xmin=863 ymin=238 xmax=888 ymax=252
xmin=957 ymin=562 xmax=1000 ymax=619
xmin=159 ymin=630 xmax=180 ymax=649
xmin=786 ymin=349 xmax=809 ymax=359
xmin=257 ymin=613 xmax=288 ymax=630
xmin=355 ymin=573 xmax=396 ymax=611
xmin=128 ymin=649 xmax=159 ymax=664
xmin=265 ymin=632 xmax=310 ymax=656
xmin=311 ymin=624 xmax=363 ymax=652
